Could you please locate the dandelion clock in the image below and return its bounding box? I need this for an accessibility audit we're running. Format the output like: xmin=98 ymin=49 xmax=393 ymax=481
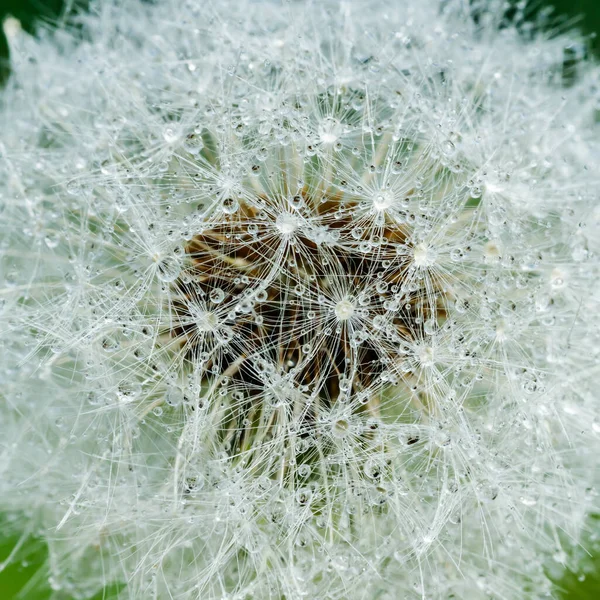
xmin=0 ymin=1 xmax=599 ymax=598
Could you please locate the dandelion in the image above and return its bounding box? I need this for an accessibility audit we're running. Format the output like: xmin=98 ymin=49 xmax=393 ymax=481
xmin=0 ymin=1 xmax=599 ymax=598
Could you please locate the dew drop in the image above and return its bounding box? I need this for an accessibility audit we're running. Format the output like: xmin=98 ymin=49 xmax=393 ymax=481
xmin=364 ymin=458 xmax=383 ymax=480
xmin=520 ymin=496 xmax=538 ymax=507
xmin=441 ymin=139 xmax=456 ymax=156
xmin=163 ymin=127 xmax=179 ymax=144
xmin=117 ymin=381 xmax=142 ymax=402
xmin=255 ymin=289 xmax=268 ymax=302
xmin=298 ymin=464 xmax=311 ymax=478
xmin=210 ymin=288 xmax=225 ymax=304
xmin=424 ymin=319 xmax=437 ymax=335
xmin=376 ymin=280 xmax=388 ymax=294
xmin=166 ymin=388 xmax=183 ymax=408
xmin=221 ymin=197 xmax=239 ymax=214
xmin=288 ymin=194 xmax=304 ymax=209
xmin=318 ymin=117 xmax=342 ymax=145
xmin=183 ymin=133 xmax=204 ymax=155
xmin=351 ymin=227 xmax=363 ymax=240
xmin=44 ymin=233 xmax=60 ymax=249
xmin=295 ymin=487 xmax=312 ymax=505
xmin=332 ymin=418 xmax=350 ymax=438
xmin=156 ymin=255 xmax=181 ymax=282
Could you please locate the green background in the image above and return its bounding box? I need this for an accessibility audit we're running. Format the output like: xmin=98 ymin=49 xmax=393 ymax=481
xmin=0 ymin=0 xmax=599 ymax=598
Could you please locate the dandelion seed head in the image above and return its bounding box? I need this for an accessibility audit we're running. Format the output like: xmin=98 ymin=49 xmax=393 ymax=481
xmin=0 ymin=0 xmax=599 ymax=599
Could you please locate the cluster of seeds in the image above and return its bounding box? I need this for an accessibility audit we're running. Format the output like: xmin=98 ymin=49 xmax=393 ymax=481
xmin=167 ymin=128 xmax=459 ymax=471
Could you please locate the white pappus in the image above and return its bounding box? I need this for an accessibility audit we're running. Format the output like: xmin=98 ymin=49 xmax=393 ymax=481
xmin=0 ymin=1 xmax=599 ymax=599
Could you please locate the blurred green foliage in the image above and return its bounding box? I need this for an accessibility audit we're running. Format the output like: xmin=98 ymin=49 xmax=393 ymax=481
xmin=549 ymin=0 xmax=599 ymax=52
xmin=0 ymin=0 xmax=598 ymax=598
xmin=0 ymin=0 xmax=86 ymax=83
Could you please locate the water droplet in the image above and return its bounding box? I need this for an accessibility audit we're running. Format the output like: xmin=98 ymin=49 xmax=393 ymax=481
xmin=298 ymin=464 xmax=311 ymax=478
xmin=441 ymin=139 xmax=456 ymax=156
xmin=295 ymin=487 xmax=312 ymax=505
xmin=101 ymin=336 xmax=120 ymax=353
xmin=255 ymin=289 xmax=268 ymax=302
xmin=44 ymin=233 xmax=60 ymax=249
xmin=450 ymin=247 xmax=464 ymax=262
xmin=156 ymin=255 xmax=181 ymax=282
xmin=433 ymin=429 xmax=451 ymax=448
xmin=221 ymin=197 xmax=239 ymax=214
xmin=520 ymin=496 xmax=537 ymax=507
xmin=550 ymin=268 xmax=566 ymax=288
xmin=237 ymin=298 xmax=253 ymax=314
xmin=256 ymin=146 xmax=268 ymax=161
xmin=166 ymin=388 xmax=183 ymax=408
xmin=117 ymin=381 xmax=142 ymax=402
xmin=470 ymin=185 xmax=483 ymax=199
xmin=318 ymin=117 xmax=342 ymax=145
xmin=424 ymin=319 xmax=437 ymax=335
xmin=339 ymin=377 xmax=352 ymax=392
xmin=364 ymin=458 xmax=383 ymax=480
xmin=372 ymin=315 xmax=386 ymax=329
xmin=376 ymin=281 xmax=388 ymax=294
xmin=163 ymin=127 xmax=179 ymax=144
xmin=332 ymin=418 xmax=350 ymax=438
xmin=288 ymin=194 xmax=304 ymax=209
xmin=66 ymin=180 xmax=79 ymax=196
xmin=183 ymin=133 xmax=204 ymax=155
xmin=210 ymin=288 xmax=225 ymax=304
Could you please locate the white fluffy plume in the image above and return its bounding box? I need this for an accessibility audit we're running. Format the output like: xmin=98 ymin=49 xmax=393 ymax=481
xmin=0 ymin=1 xmax=599 ymax=598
